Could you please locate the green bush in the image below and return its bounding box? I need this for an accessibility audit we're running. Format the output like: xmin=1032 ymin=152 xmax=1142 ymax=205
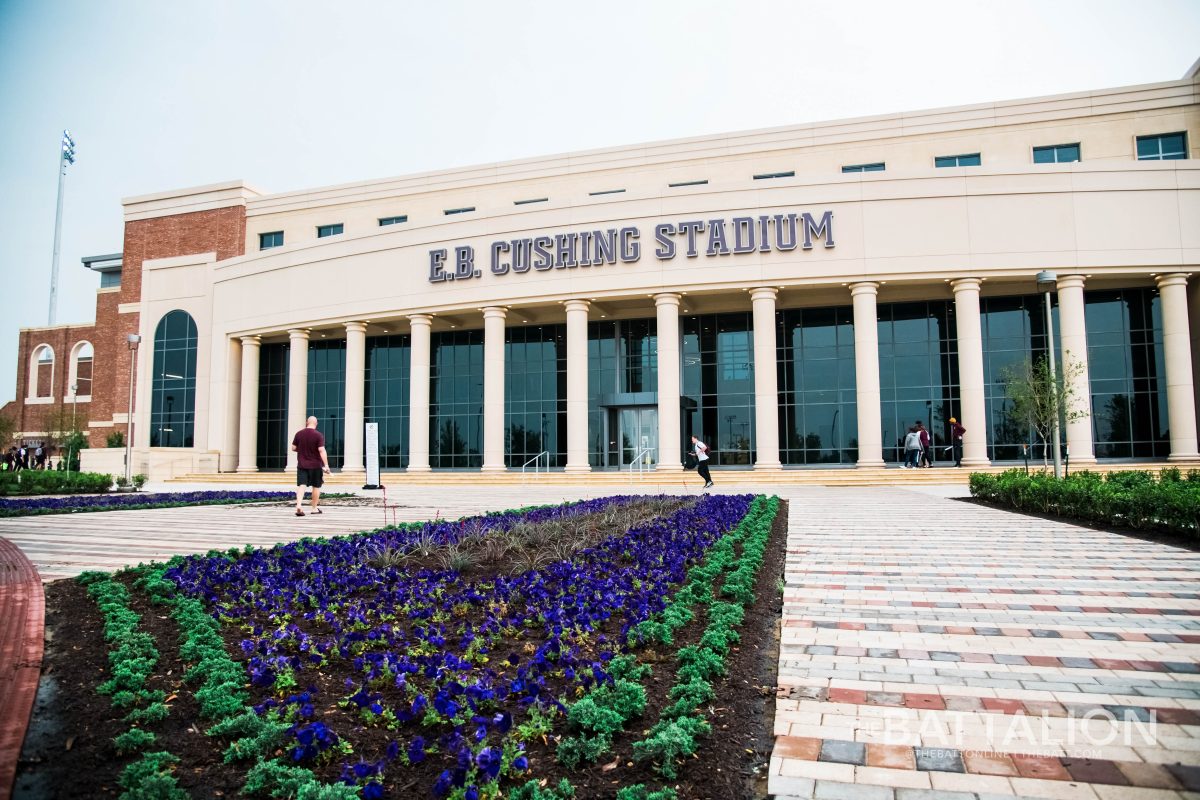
xmin=0 ymin=470 xmax=112 ymax=496
xmin=969 ymin=468 xmax=1200 ymax=537
xmin=107 ymin=431 xmax=126 ymax=448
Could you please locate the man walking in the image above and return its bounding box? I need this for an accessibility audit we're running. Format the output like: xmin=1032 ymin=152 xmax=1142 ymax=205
xmin=292 ymin=415 xmax=330 ymax=516
xmin=916 ymin=420 xmax=932 ymax=468
xmin=949 ymin=417 xmax=966 ymax=467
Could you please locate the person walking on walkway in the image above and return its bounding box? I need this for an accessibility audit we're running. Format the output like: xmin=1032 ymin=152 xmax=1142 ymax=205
xmin=690 ymin=434 xmax=714 ymax=489
xmin=903 ymin=426 xmax=923 ymax=469
xmin=291 ymin=415 xmax=330 ymax=516
xmin=916 ymin=420 xmax=932 ymax=468
xmin=949 ymin=417 xmax=966 ymax=467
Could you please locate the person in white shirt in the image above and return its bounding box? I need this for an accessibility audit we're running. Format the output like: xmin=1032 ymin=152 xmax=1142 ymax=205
xmin=691 ymin=435 xmax=713 ymax=488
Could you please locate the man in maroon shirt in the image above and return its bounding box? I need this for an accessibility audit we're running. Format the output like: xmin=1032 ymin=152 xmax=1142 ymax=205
xmin=292 ymin=416 xmax=330 ymax=516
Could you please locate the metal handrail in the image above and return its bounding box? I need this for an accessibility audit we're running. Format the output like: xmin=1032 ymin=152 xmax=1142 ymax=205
xmin=627 ymin=447 xmax=656 ymax=481
xmin=521 ymin=451 xmax=550 ymax=479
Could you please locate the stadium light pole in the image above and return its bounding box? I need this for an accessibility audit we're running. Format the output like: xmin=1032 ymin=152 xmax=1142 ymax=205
xmin=125 ymin=334 xmax=141 ymax=486
xmin=48 ymin=130 xmax=76 ymax=326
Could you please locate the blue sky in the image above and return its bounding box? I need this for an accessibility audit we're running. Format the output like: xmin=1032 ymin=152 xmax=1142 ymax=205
xmin=1 ymin=0 xmax=1198 ymax=404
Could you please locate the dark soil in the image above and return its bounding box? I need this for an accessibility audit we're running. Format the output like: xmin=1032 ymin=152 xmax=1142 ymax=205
xmin=958 ymin=496 xmax=1200 ymax=552
xmin=16 ymin=499 xmax=789 ymax=800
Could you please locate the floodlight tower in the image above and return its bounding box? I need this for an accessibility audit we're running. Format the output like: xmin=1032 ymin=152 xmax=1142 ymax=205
xmin=48 ymin=130 xmax=77 ymax=326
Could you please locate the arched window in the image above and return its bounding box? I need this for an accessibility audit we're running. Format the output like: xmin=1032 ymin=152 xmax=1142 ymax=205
xmin=29 ymin=345 xmax=54 ymax=399
xmin=69 ymin=341 xmax=94 ymax=398
xmin=150 ymin=311 xmax=197 ymax=447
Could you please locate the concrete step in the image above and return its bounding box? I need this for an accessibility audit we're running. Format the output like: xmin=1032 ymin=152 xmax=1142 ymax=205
xmin=167 ymin=461 xmax=1194 ymax=487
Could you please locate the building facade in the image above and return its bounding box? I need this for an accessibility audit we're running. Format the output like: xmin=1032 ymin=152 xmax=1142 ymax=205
xmin=6 ymin=62 xmax=1200 ymax=478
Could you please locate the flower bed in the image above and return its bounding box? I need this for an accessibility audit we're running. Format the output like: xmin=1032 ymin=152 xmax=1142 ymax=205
xmin=19 ymin=493 xmax=784 ymax=799
xmin=0 ymin=490 xmax=297 ymax=517
xmin=163 ymin=493 xmax=769 ymax=798
xmin=969 ymin=468 xmax=1200 ymax=538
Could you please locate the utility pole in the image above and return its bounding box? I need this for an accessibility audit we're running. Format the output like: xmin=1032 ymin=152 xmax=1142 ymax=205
xmin=49 ymin=130 xmax=76 ymax=326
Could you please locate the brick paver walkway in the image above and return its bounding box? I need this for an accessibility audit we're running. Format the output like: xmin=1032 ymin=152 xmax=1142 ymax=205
xmin=769 ymin=486 xmax=1200 ymax=800
xmin=0 ymin=538 xmax=43 ymax=799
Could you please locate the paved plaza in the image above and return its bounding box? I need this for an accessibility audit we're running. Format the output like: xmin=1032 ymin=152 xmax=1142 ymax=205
xmin=1 ymin=483 xmax=1197 ymax=799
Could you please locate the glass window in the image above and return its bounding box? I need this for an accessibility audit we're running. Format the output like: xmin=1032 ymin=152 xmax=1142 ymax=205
xmin=752 ymin=171 xmax=795 ymax=180
xmin=378 ymin=216 xmax=408 ymax=226
xmin=935 ymin=153 xmax=981 ymax=168
xmin=257 ymin=343 xmax=289 ymax=469
xmin=73 ymin=342 xmax=93 ymax=396
xmin=306 ymin=340 xmax=346 ymax=468
xmin=99 ymin=270 xmax=121 ymax=288
xmin=259 ymin=231 xmax=283 ymax=249
xmin=149 ymin=310 xmax=198 ymax=448
xmin=430 ymin=329 xmax=483 ymax=467
xmin=366 ymin=334 xmax=411 ymax=468
xmin=317 ymin=223 xmax=344 ymax=238
xmin=668 ymin=180 xmax=708 ymax=187
xmin=841 ymin=163 xmax=885 ymax=173
xmin=588 ymin=189 xmax=625 ymax=196
xmin=1033 ymin=143 xmax=1081 ymax=164
xmin=776 ymin=306 xmax=857 ymax=465
xmin=443 ymin=207 xmax=475 ymax=215
xmin=1136 ymin=132 xmax=1188 ymax=161
xmin=505 ymin=324 xmax=566 ymax=468
xmin=587 ymin=318 xmax=657 ymax=467
xmin=514 ymin=198 xmax=548 ymax=205
xmin=682 ymin=313 xmax=755 ymax=466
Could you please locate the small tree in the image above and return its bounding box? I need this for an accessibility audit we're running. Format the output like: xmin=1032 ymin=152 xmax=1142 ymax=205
xmin=40 ymin=402 xmax=87 ymax=466
xmin=106 ymin=430 xmax=126 ymax=448
xmin=1001 ymin=355 xmax=1089 ymax=469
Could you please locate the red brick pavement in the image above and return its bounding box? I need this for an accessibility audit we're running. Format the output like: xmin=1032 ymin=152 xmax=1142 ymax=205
xmin=0 ymin=538 xmax=43 ymax=800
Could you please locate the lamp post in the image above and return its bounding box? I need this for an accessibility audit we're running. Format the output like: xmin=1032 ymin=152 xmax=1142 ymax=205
xmin=48 ymin=130 xmax=76 ymax=326
xmin=68 ymin=383 xmax=78 ymax=474
xmin=1035 ymin=271 xmax=1062 ymax=478
xmin=125 ymin=334 xmax=141 ymax=485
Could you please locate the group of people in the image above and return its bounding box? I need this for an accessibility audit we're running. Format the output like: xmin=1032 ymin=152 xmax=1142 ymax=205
xmin=2 ymin=444 xmax=48 ymax=472
xmin=903 ymin=418 xmax=966 ymax=469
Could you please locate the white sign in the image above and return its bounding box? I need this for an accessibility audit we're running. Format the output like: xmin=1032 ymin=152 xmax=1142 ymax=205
xmin=364 ymin=422 xmax=381 ymax=489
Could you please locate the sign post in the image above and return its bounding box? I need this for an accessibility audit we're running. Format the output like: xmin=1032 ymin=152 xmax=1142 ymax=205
xmin=363 ymin=422 xmax=381 ymax=490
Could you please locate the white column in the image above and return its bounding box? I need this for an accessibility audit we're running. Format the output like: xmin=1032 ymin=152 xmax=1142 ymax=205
xmin=407 ymin=315 xmax=432 ymax=472
xmin=850 ymin=282 xmax=884 ymax=467
xmin=1157 ymin=273 xmax=1200 ymax=461
xmin=564 ymin=300 xmax=591 ymax=473
xmin=236 ymin=336 xmax=260 ymax=473
xmin=1056 ymin=275 xmax=1095 ymax=465
xmin=481 ymin=307 xmax=508 ymax=472
xmin=655 ymin=293 xmax=683 ymax=471
xmin=285 ymin=328 xmax=309 ymax=470
xmin=223 ymin=337 xmax=242 ymax=472
xmin=1188 ymin=279 xmax=1200 ymax=434
xmin=342 ymin=321 xmax=367 ymax=474
xmin=751 ymin=288 xmax=781 ymax=469
xmin=951 ymin=278 xmax=990 ymax=467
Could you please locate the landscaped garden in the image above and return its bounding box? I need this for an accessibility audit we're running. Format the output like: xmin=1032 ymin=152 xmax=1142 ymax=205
xmin=969 ymin=467 xmax=1200 ymax=540
xmin=18 ymin=493 xmax=786 ymax=799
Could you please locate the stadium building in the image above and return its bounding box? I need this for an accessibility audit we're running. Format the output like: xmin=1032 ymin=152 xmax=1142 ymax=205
xmin=4 ymin=60 xmax=1199 ymax=480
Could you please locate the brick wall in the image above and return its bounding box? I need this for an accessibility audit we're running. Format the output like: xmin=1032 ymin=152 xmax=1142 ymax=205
xmin=4 ymin=205 xmax=246 ymax=450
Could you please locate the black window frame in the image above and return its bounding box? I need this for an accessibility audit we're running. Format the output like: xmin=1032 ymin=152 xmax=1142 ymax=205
xmin=259 ymin=231 xmax=284 ymax=250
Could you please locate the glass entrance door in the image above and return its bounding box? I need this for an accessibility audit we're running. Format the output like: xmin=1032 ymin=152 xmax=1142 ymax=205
xmin=606 ymin=407 xmax=658 ymax=467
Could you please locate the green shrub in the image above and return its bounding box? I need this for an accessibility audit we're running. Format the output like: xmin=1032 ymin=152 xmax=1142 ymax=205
xmin=969 ymin=468 xmax=1200 ymax=537
xmin=107 ymin=431 xmax=126 ymax=448
xmin=1 ymin=470 xmax=112 ymax=496
xmin=117 ymin=751 xmax=187 ymax=800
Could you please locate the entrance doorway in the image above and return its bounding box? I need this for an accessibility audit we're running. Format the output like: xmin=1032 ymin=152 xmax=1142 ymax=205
xmin=605 ymin=407 xmax=658 ymax=468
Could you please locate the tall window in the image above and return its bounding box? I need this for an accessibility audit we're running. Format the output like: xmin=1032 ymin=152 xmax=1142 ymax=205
xmin=257 ymin=343 xmax=289 ymax=469
xmin=586 ymin=319 xmax=658 ymax=467
xmin=505 ymin=324 xmax=567 ymax=468
xmin=980 ymin=294 xmax=1056 ymax=461
xmin=1086 ymin=289 xmax=1169 ymax=458
xmin=150 ymin=310 xmax=197 ymax=447
xmin=429 ymin=330 xmax=483 ymax=468
xmin=365 ymin=334 xmax=411 ymax=468
xmin=70 ymin=342 xmax=94 ymax=397
xmin=1136 ymin=132 xmax=1188 ymax=161
xmin=307 ymin=340 xmax=346 ymax=468
xmin=1033 ymin=143 xmax=1080 ymax=163
xmin=877 ymin=301 xmax=960 ymax=464
xmin=28 ymin=344 xmax=54 ymax=399
xmin=935 ymin=153 xmax=981 ymax=167
xmin=682 ymin=313 xmax=755 ymax=466
xmin=776 ymin=306 xmax=857 ymax=465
